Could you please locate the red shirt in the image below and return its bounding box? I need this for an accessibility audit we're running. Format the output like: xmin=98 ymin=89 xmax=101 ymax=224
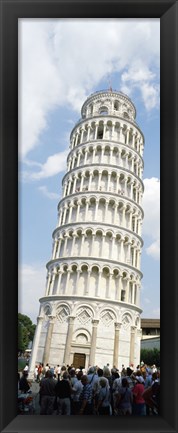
xmin=132 ymin=383 xmax=145 ymax=404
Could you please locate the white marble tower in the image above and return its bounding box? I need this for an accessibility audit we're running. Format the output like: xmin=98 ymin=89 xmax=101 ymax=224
xmin=29 ymin=89 xmax=144 ymax=375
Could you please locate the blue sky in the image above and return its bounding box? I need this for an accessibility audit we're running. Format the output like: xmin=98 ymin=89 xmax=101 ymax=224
xmin=18 ymin=19 xmax=160 ymax=324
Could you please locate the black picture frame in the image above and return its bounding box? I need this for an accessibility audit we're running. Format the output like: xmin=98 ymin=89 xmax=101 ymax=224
xmin=0 ymin=1 xmax=177 ymax=432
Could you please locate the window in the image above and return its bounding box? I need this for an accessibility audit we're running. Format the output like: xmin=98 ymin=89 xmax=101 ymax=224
xmin=99 ymin=106 xmax=108 ymax=115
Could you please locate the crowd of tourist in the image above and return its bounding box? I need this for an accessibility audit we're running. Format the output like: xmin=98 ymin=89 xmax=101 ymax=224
xmin=18 ymin=361 xmax=160 ymax=416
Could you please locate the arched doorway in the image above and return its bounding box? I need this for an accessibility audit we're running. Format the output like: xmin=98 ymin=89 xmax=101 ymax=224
xmin=73 ymin=353 xmax=86 ymax=369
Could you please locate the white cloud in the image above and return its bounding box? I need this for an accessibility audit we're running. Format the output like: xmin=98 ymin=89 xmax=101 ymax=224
xmin=146 ymin=239 xmax=160 ymax=260
xmin=22 ymin=150 xmax=68 ymax=181
xmin=19 ymin=18 xmax=160 ymax=159
xmin=18 ymin=263 xmax=46 ymax=323
xmin=121 ymin=60 xmax=159 ymax=111
xmin=142 ymin=177 xmax=160 ymax=260
xmin=38 ymin=185 xmax=59 ymax=200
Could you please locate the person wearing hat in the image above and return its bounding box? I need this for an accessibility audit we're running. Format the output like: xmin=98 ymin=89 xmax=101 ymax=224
xmin=132 ymin=376 xmax=146 ymax=416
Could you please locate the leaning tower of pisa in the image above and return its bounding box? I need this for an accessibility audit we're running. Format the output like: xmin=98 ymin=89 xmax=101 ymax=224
xmin=29 ymin=89 xmax=144 ymax=375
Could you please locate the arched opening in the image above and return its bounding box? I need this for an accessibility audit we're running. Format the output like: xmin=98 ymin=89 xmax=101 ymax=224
xmin=99 ymin=106 xmax=108 ymax=115
xmin=114 ymin=100 xmax=119 ymax=111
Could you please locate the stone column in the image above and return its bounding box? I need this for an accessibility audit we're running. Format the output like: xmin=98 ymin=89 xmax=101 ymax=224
xmin=45 ymin=272 xmax=51 ymax=296
xmin=80 ymin=233 xmax=85 ymax=256
xmin=129 ymin=326 xmax=136 ymax=366
xmin=101 ymin=146 xmax=104 ymax=163
xmin=109 ymin=147 xmax=113 ymax=164
xmin=126 ymin=128 xmax=130 ymax=145
xmin=74 ymin=269 xmax=81 ymax=295
xmin=94 ymin=122 xmax=99 ymax=139
xmin=80 ymin=174 xmax=85 ymax=191
xmin=49 ymin=270 xmax=56 ymax=295
xmin=85 ymin=270 xmax=91 ymax=295
xmin=56 ymin=237 xmax=62 ymax=257
xmin=132 ymin=132 xmax=136 ymax=148
xmin=117 ymin=274 xmax=122 ymax=301
xmin=113 ymin=322 xmax=122 ymax=368
xmin=125 ymin=278 xmax=130 ymax=303
xmin=75 ymin=132 xmax=79 ymax=147
xmin=90 ymin=233 xmax=95 ymax=256
xmin=58 ymin=209 xmax=63 ymax=226
xmin=133 ymin=246 xmax=136 ymax=267
xmin=68 ymin=203 xmax=73 ymax=223
xmin=107 ymin=172 xmax=111 ymax=191
xmin=106 ymin=272 xmax=113 ymax=298
xmin=114 ymin=204 xmax=118 ymax=224
xmin=63 ymin=316 xmax=75 ymax=365
xmin=89 ymin=320 xmax=99 ymax=366
xmin=42 ymin=315 xmax=55 ymax=366
xmin=67 ymin=178 xmax=72 ymax=195
xmin=84 ymin=149 xmax=88 ymax=164
xmin=111 ymin=122 xmax=115 ymax=139
xmin=103 ymin=121 xmax=107 ymax=139
xmin=56 ymin=271 xmax=62 ymax=294
xmin=85 ymin=199 xmax=89 ymax=220
xmin=116 ymin=174 xmax=120 ymax=193
xmin=88 ymin=171 xmax=93 ymax=190
xmin=80 ymin=129 xmax=84 ymax=144
xmin=28 ymin=316 xmax=44 ymax=378
xmin=64 ymin=269 xmax=70 ymax=294
xmin=92 ymin=146 xmax=96 ymax=164
xmin=122 ymin=205 xmax=126 ymax=226
xmin=72 ymin=176 xmax=77 ymax=193
xmin=76 ymin=201 xmax=81 ymax=222
xmin=72 ymin=155 xmax=76 ymax=169
xmin=101 ymin=233 xmax=105 ymax=257
xmin=96 ymin=270 xmax=101 ymax=297
xmin=98 ymin=171 xmax=102 ymax=190
xmin=94 ymin=199 xmax=99 ymax=220
xmin=87 ymin=124 xmax=91 ymax=141
xmin=62 ymin=206 xmax=67 ymax=224
xmin=104 ymin=200 xmax=109 ymax=220
xmin=63 ymin=182 xmax=67 ymax=197
xmin=120 ymin=238 xmax=124 ymax=261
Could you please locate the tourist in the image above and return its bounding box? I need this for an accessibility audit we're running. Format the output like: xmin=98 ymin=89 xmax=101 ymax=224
xmin=96 ymin=377 xmax=111 ymax=415
xmin=112 ymin=372 xmax=122 ymax=414
xmin=71 ymin=370 xmax=84 ymax=415
xmin=132 ymin=376 xmax=146 ymax=416
xmin=152 ymin=364 xmax=157 ymax=373
xmin=87 ymin=366 xmax=98 ymax=388
xmin=125 ymin=367 xmax=135 ymax=390
xmin=24 ymin=363 xmax=29 ymax=372
xmin=34 ymin=365 xmax=38 ymax=382
xmin=37 ymin=363 xmax=43 ymax=381
xmin=144 ymin=368 xmax=153 ymax=415
xmin=55 ymin=365 xmax=61 ymax=380
xmin=93 ymin=368 xmax=110 ymax=412
xmin=78 ymin=375 xmax=93 ymax=415
xmin=55 ymin=371 xmax=72 ymax=415
xmin=39 ymin=370 xmax=56 ymax=414
xmin=115 ymin=377 xmax=133 ymax=416
xmin=19 ymin=371 xmax=31 ymax=393
xmin=45 ymin=363 xmax=49 ymax=373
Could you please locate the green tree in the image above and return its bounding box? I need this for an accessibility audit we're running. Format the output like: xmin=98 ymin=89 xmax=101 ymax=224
xmin=18 ymin=313 xmax=36 ymax=352
xmin=140 ymin=348 xmax=160 ymax=367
